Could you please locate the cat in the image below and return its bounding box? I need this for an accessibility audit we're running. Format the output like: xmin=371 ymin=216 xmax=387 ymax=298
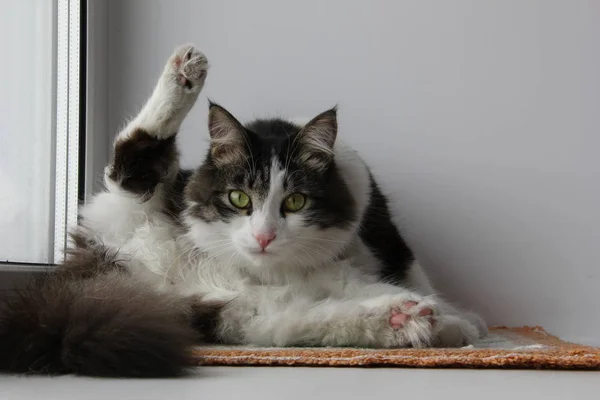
xmin=0 ymin=44 xmax=486 ymax=377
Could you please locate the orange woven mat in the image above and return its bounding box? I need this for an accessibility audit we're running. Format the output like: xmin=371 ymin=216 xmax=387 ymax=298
xmin=190 ymin=326 xmax=600 ymax=370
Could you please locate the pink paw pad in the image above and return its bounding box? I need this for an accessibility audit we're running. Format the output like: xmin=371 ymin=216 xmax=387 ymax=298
xmin=389 ymin=301 xmax=435 ymax=330
xmin=178 ymin=75 xmax=189 ymax=87
xmin=419 ymin=307 xmax=433 ymax=316
xmin=403 ymin=301 xmax=419 ymax=311
xmin=389 ymin=309 xmax=409 ymax=329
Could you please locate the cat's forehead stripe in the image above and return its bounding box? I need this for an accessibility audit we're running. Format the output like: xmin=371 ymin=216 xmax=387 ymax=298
xmin=269 ymin=157 xmax=286 ymax=191
xmin=254 ymin=157 xmax=287 ymax=217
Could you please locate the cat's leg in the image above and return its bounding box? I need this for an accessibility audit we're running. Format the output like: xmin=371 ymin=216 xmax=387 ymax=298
xmin=219 ymin=290 xmax=440 ymax=348
xmin=332 ymin=263 xmax=484 ymax=347
xmin=77 ymin=44 xmax=208 ymax=268
xmin=105 ymin=43 xmax=208 ymax=203
xmin=355 ymin=281 xmax=482 ymax=347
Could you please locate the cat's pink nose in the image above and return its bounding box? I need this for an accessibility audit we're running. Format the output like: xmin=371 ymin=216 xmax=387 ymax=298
xmin=254 ymin=232 xmax=276 ymax=250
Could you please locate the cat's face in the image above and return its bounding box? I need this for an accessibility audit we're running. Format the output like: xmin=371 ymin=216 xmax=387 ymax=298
xmin=184 ymin=104 xmax=357 ymax=275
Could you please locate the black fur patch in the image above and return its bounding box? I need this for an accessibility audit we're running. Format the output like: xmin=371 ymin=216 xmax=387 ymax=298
xmin=189 ymin=296 xmax=226 ymax=343
xmin=108 ymin=129 xmax=178 ymax=197
xmin=163 ymin=169 xmax=193 ymax=222
xmin=359 ymin=173 xmax=415 ymax=283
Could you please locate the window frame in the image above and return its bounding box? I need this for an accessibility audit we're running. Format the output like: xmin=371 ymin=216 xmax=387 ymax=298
xmin=0 ymin=0 xmax=88 ymax=291
xmin=54 ymin=0 xmax=85 ymax=264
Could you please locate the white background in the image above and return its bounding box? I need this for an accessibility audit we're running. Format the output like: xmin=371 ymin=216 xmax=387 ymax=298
xmin=100 ymin=0 xmax=600 ymax=343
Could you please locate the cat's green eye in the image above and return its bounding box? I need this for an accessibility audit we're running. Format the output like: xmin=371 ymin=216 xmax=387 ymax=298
xmin=283 ymin=193 xmax=306 ymax=213
xmin=229 ymin=190 xmax=250 ymax=209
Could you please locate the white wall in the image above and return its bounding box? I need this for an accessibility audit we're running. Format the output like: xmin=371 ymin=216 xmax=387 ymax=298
xmin=86 ymin=0 xmax=110 ymax=197
xmin=105 ymin=0 xmax=600 ymax=343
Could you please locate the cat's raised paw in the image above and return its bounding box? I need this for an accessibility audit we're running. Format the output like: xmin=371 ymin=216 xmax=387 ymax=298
xmin=169 ymin=44 xmax=208 ymax=91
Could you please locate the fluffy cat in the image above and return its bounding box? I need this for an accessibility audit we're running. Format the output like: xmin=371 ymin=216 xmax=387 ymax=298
xmin=0 ymin=44 xmax=486 ymax=377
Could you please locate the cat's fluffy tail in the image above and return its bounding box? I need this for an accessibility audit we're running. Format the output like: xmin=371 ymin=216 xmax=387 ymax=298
xmin=0 ymin=272 xmax=219 ymax=377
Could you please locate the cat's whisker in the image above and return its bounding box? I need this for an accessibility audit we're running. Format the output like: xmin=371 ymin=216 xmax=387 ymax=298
xmin=291 ymin=244 xmax=322 ymax=268
xmin=202 ymin=244 xmax=234 ymax=264
xmin=200 ymin=238 xmax=233 ymax=245
xmin=285 ymin=169 xmax=307 ymax=183
xmin=197 ymin=242 xmax=233 ymax=254
xmin=289 ymin=251 xmax=311 ymax=273
xmin=162 ymin=245 xmax=197 ymax=285
xmin=294 ymin=242 xmax=336 ymax=264
xmin=284 ymin=132 xmax=293 ymax=172
xmin=225 ymin=249 xmax=239 ymax=268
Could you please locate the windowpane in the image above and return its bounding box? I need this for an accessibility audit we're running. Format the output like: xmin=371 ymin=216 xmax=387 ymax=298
xmin=0 ymin=1 xmax=55 ymax=263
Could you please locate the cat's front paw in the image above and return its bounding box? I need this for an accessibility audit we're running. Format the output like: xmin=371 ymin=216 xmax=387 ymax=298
xmin=364 ymin=296 xmax=484 ymax=348
xmin=167 ymin=44 xmax=208 ymax=92
xmin=364 ymin=295 xmax=437 ymax=348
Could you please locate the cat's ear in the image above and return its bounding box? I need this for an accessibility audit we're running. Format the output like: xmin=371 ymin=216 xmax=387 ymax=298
xmin=208 ymin=102 xmax=248 ymax=167
xmin=295 ymin=107 xmax=338 ymax=170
